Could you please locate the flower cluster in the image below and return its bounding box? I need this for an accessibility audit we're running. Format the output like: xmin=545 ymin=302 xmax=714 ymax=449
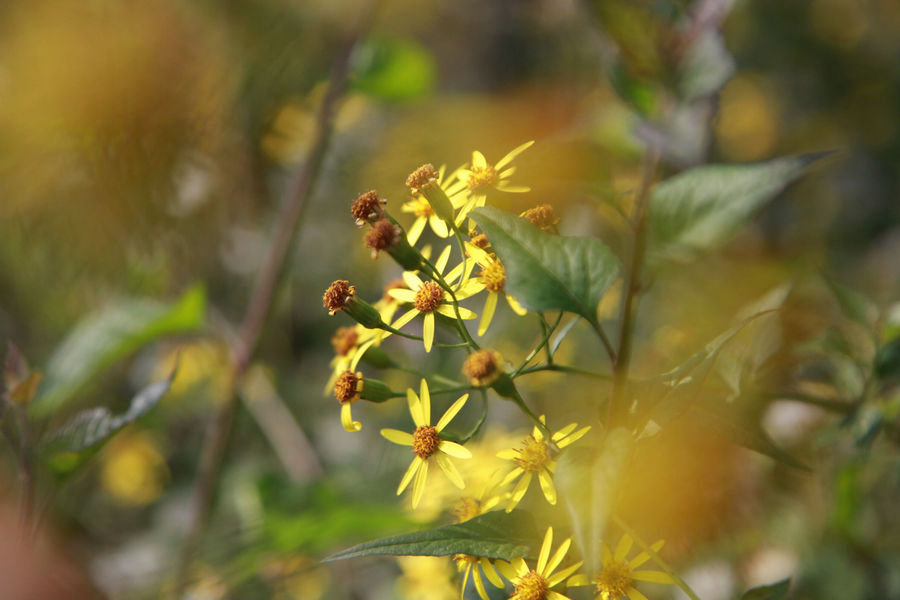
xmin=321 ymin=142 xmax=679 ymax=600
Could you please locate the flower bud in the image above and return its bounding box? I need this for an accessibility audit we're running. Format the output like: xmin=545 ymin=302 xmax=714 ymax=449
xmin=322 ymin=280 xmax=385 ymax=329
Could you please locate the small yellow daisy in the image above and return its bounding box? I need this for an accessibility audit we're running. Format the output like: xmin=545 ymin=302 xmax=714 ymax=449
xmin=455 ymin=141 xmax=535 ymax=225
xmin=381 ymin=379 xmax=472 ymax=509
xmin=401 ymin=165 xmax=466 ymax=245
xmin=495 ymin=527 xmax=584 ymax=600
xmin=568 ymin=535 xmax=674 ymax=600
xmin=497 ymin=416 xmax=591 ymax=511
xmin=387 ymin=245 xmax=479 ymax=352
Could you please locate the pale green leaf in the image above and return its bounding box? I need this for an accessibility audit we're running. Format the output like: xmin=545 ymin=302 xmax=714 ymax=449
xmin=31 ymin=285 xmax=206 ymax=418
xmin=650 ymin=153 xmax=831 ymax=260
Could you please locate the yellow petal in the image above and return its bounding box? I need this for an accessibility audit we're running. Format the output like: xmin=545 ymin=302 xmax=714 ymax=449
xmin=500 ymin=466 xmax=523 ymax=487
xmin=349 ymin=339 xmax=375 ymax=371
xmin=411 ymin=459 xmax=428 ymax=508
xmin=551 ymin=422 xmax=578 ymax=441
xmin=472 ymin=150 xmax=487 ymax=168
xmin=512 ymin=557 xmax=529 ymax=577
xmin=381 ymin=428 xmax=414 ymax=446
xmin=495 ymin=183 xmax=530 ymax=193
xmin=546 ymin=592 xmax=571 ymax=600
xmin=626 ymin=587 xmax=649 ymax=600
xmin=480 ymin=558 xmax=504 ymax=588
xmin=397 ymin=457 xmax=421 ymax=494
xmin=494 ymin=560 xmax=518 ymax=582
xmin=436 ymin=394 xmax=468 ymax=432
xmin=402 ymin=271 xmax=423 ymax=291
xmin=544 ymin=537 xmax=571 ymax=577
xmin=478 ymin=292 xmax=498 ymax=336
xmin=436 ymin=452 xmax=465 ymax=489
xmin=388 ymin=288 xmax=417 ymax=303
xmin=615 ymin=534 xmax=633 ymax=562
xmin=435 ymin=244 xmax=452 ymax=274
xmin=472 ymin=566 xmax=488 ymax=600
xmin=498 ymin=165 xmax=517 ymax=178
xmin=557 ymin=426 xmax=591 ymax=449
xmin=420 ymin=378 xmax=431 ymax=425
xmin=547 ymin=561 xmax=582 ymax=587
xmin=506 ymin=293 xmax=528 ymax=315
xmin=629 ymin=540 xmax=665 ymax=569
xmin=537 ymin=527 xmax=553 ymax=575
xmin=439 ymin=440 xmax=472 ymax=459
xmin=407 ymin=217 xmax=426 ymax=246
xmin=341 ymin=403 xmax=361 ymax=432
xmin=430 ymin=214 xmax=449 ymax=238
xmin=567 ymin=574 xmax=590 ymax=587
xmin=423 ymin=312 xmax=435 ymax=353
xmin=496 ymin=449 xmax=519 ymax=460
xmin=631 ymin=571 xmax=675 ymax=584
xmin=391 ymin=308 xmax=419 ymax=330
xmin=495 ymin=140 xmax=534 ymax=170
xmin=407 ymin=387 xmax=425 ymax=427
xmin=507 ymin=472 xmax=532 ymax=511
xmin=539 ymin=470 xmax=557 ymax=505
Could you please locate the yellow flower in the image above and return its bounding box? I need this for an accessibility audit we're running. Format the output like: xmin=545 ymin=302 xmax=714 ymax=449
xmin=401 ymin=165 xmax=466 ymax=245
xmin=455 ymin=554 xmax=504 ymax=600
xmin=387 ymin=245 xmax=479 ymax=352
xmin=568 ymin=534 xmax=674 ymax=600
xmin=464 ymin=241 xmax=527 ymax=335
xmin=455 ymin=141 xmax=534 ymax=224
xmin=323 ymin=324 xmax=385 ymax=395
xmin=495 ymin=527 xmax=584 ymax=600
xmin=380 ymin=379 xmax=472 ymax=509
xmin=497 ymin=416 xmax=590 ymax=511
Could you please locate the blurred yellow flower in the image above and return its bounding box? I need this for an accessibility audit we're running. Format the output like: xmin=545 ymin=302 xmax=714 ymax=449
xmin=455 ymin=141 xmax=534 ymax=224
xmin=396 ymin=556 xmax=457 ymax=600
xmin=101 ymin=431 xmax=169 ymax=505
xmin=714 ymin=75 xmax=779 ymax=161
xmin=402 ymin=164 xmax=467 ymax=245
xmin=381 ymin=379 xmax=472 ymax=509
xmin=568 ymin=534 xmax=674 ymax=600
xmin=497 ymin=417 xmax=590 ymax=511
xmin=464 ymin=241 xmax=527 ymax=335
xmin=495 ymin=526 xmax=583 ymax=600
xmin=154 ymin=340 xmax=230 ymax=405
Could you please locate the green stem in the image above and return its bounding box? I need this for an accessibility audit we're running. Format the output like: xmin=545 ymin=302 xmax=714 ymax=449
xmin=612 ymin=514 xmax=701 ymax=600
xmin=517 ymin=363 xmax=614 ymax=380
xmin=511 ymin=313 xmax=562 ymax=377
xmin=589 ymin=317 xmax=618 ymax=368
xmin=609 ymin=148 xmax=659 ymax=429
xmin=508 ymin=387 xmax=550 ymax=437
xmin=459 ymin=390 xmax=488 ymax=443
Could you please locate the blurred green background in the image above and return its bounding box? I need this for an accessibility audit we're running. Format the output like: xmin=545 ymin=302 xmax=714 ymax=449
xmin=0 ymin=0 xmax=898 ymax=598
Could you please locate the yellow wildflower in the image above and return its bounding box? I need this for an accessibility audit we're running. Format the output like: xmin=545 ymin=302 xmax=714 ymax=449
xmin=380 ymin=379 xmax=472 ymax=509
xmin=495 ymin=527 xmax=584 ymax=600
xmin=497 ymin=416 xmax=590 ymax=511
xmin=455 ymin=141 xmax=534 ymax=225
xmin=568 ymin=534 xmax=674 ymax=600
xmin=388 ymin=245 xmax=479 ymax=352
xmin=401 ymin=165 xmax=465 ymax=245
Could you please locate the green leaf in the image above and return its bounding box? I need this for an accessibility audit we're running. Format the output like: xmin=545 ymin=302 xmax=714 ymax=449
xmin=677 ymin=31 xmax=735 ymax=101
xmin=352 ymin=37 xmax=437 ymax=102
xmin=824 ymin=276 xmax=878 ymax=329
xmin=650 ymin=153 xmax=831 ymax=260
xmin=41 ymin=372 xmax=175 ymax=476
xmin=325 ymin=510 xmax=537 ymax=562
xmin=30 ymin=285 xmax=206 ymax=419
xmin=470 ymin=207 xmax=620 ymax=324
xmin=740 ymin=578 xmax=791 ymax=600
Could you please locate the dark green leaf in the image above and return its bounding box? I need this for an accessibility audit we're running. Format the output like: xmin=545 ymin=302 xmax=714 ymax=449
xmin=471 ymin=207 xmax=620 ymax=323
xmin=41 ymin=372 xmax=175 ymax=476
xmin=740 ymin=578 xmax=791 ymax=600
xmin=31 ymin=285 xmax=206 ymax=418
xmin=650 ymin=153 xmax=831 ymax=260
xmin=352 ymin=37 xmax=436 ymax=102
xmin=325 ymin=510 xmax=537 ymax=562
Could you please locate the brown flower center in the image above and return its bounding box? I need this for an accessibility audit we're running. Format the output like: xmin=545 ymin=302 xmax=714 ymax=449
xmin=466 ymin=165 xmax=499 ymax=192
xmin=364 ymin=219 xmax=400 ymax=257
xmin=520 ymin=204 xmax=560 ymax=233
xmin=412 ymin=425 xmax=440 ymax=459
xmin=406 ymin=163 xmax=439 ymax=194
xmin=479 ymin=259 xmax=506 ymax=293
xmin=413 ymin=281 xmax=444 ymax=313
xmin=595 ymin=560 xmax=632 ymax=599
xmin=323 ymin=280 xmax=356 ymax=316
xmin=470 ymin=233 xmax=490 ymax=249
xmin=330 ymin=327 xmax=359 ymax=356
xmin=351 ymin=190 xmax=386 ymax=225
xmin=452 ymin=497 xmax=482 ymax=523
xmin=516 ymin=435 xmax=550 ymax=473
xmin=334 ymin=370 xmax=362 ymax=404
xmin=511 ymin=570 xmax=549 ymax=600
xmin=462 ymin=349 xmax=502 ymax=386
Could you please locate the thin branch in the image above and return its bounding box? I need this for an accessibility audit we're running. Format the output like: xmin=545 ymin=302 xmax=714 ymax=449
xmin=608 ymin=147 xmax=659 ymax=428
xmin=170 ymin=5 xmax=378 ymax=593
